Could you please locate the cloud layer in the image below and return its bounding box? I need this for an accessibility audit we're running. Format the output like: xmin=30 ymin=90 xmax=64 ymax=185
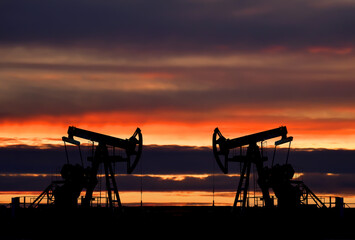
xmin=1 ymin=145 xmax=355 ymax=195
xmin=1 ymin=0 xmax=355 ymax=52
xmin=1 ymin=0 xmax=355 ymax=148
xmin=1 ymin=145 xmax=355 ymax=174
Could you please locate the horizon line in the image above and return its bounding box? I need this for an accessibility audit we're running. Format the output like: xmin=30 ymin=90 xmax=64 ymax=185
xmin=1 ymin=143 xmax=355 ymax=151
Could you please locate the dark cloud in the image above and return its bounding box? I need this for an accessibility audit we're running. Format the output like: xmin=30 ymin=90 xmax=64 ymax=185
xmin=1 ymin=145 xmax=355 ymax=175
xmin=1 ymin=145 xmax=355 ymax=195
xmin=1 ymin=78 xmax=355 ymax=120
xmin=1 ymin=171 xmax=354 ymax=197
xmin=0 ymin=145 xmax=214 ymax=174
xmin=300 ymin=173 xmax=355 ymax=195
xmin=288 ymin=149 xmax=355 ymax=174
xmin=0 ymin=174 xmax=53 ymax=191
xmin=0 ymin=146 xmax=68 ymax=174
xmin=0 ymin=173 xmax=243 ymax=192
xmin=1 ymin=0 xmax=354 ymax=122
xmin=1 ymin=0 xmax=354 ymax=53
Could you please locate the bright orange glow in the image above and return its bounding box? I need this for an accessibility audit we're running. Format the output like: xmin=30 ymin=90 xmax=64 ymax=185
xmin=2 ymin=191 xmax=354 ymax=207
xmin=142 ymin=174 xmax=210 ymax=181
xmin=0 ymin=191 xmax=232 ymax=206
xmin=1 ymin=113 xmax=355 ymax=148
xmin=0 ymin=191 xmax=42 ymax=205
xmin=131 ymin=191 xmax=217 ymax=206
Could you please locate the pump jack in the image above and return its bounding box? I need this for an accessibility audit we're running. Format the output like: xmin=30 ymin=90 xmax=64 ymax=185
xmin=213 ymin=126 xmax=325 ymax=211
xmin=30 ymin=127 xmax=142 ymax=210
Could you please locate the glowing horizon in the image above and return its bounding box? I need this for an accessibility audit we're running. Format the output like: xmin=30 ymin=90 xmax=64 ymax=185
xmin=1 ymin=190 xmax=351 ymax=207
xmin=1 ymin=118 xmax=355 ymax=149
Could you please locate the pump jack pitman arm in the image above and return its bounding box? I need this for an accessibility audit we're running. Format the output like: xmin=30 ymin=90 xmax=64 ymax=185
xmin=213 ymin=126 xmax=293 ymax=173
xmin=62 ymin=126 xmax=143 ymax=174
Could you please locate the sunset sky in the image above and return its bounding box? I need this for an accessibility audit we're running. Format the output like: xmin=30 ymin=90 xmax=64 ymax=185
xmin=1 ymin=0 xmax=355 ymax=205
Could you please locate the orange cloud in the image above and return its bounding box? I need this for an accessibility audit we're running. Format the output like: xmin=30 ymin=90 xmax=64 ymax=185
xmin=1 ymin=110 xmax=355 ymax=149
xmin=308 ymin=46 xmax=353 ymax=55
xmin=138 ymin=72 xmax=175 ymax=80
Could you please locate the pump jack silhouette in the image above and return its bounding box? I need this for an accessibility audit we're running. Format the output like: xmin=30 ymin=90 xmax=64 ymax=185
xmin=29 ymin=126 xmax=142 ymax=209
xmin=213 ymin=126 xmax=326 ymax=210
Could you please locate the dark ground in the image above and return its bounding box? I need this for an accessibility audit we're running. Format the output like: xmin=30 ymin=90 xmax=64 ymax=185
xmin=1 ymin=206 xmax=354 ymax=240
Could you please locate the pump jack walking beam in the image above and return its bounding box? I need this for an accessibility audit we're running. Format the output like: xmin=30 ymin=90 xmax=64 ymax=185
xmin=213 ymin=126 xmax=293 ymax=174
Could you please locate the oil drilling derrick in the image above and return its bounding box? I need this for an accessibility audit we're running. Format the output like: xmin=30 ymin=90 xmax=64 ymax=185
xmin=212 ymin=126 xmax=325 ymax=210
xmin=30 ymin=127 xmax=142 ymax=210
